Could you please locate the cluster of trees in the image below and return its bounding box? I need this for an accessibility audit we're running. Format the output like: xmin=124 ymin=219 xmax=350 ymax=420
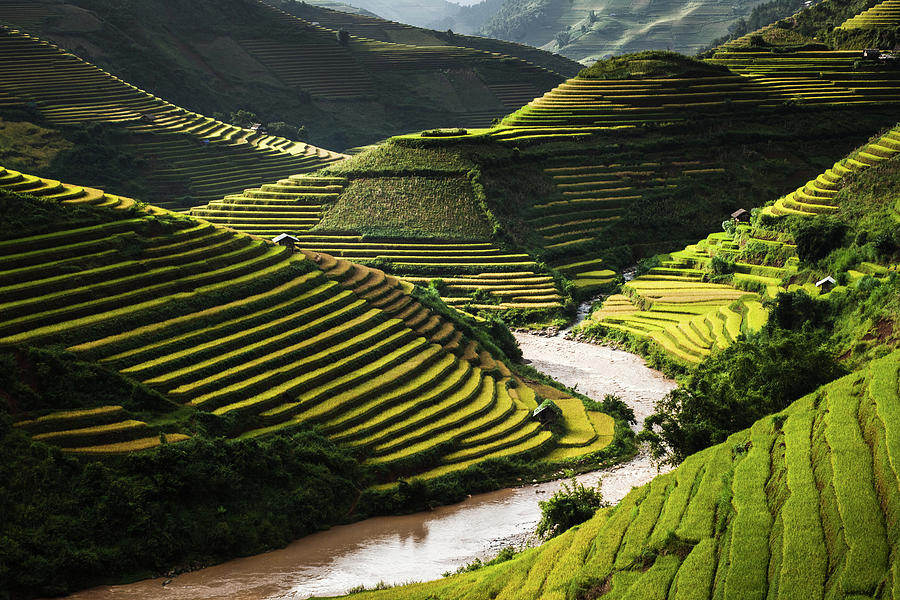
xmin=536 ymin=478 xmax=605 ymax=538
xmin=640 ymin=326 xmax=845 ymax=463
xmin=213 ymin=109 xmax=308 ymax=141
xmin=1 ymin=386 xmax=363 ymax=600
xmin=479 ymin=0 xmax=554 ymax=42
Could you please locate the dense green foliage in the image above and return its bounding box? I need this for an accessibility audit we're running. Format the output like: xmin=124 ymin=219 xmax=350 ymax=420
xmin=535 ymin=478 xmax=605 ymax=538
xmin=0 ymin=347 xmax=174 ymax=415
xmin=641 ymin=329 xmax=845 ymax=463
xmin=0 ymin=348 xmax=365 ymax=600
xmin=790 ymin=215 xmax=849 ymax=263
xmin=0 ymin=188 xmax=140 ymax=240
xmin=578 ymin=51 xmax=730 ymax=79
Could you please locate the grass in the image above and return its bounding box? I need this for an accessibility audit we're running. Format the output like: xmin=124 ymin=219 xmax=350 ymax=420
xmin=677 ymin=444 xmax=735 ymax=541
xmin=356 ymin=352 xmax=900 ymax=599
xmin=780 ymin=408 xmax=827 ymax=598
xmin=670 ymin=538 xmax=717 ymax=600
xmin=723 ymin=420 xmax=775 ymax=600
xmin=823 ymin=377 xmax=889 ymax=596
xmin=615 ymin=473 xmax=675 ymax=568
xmin=315 ymin=176 xmax=492 ymax=239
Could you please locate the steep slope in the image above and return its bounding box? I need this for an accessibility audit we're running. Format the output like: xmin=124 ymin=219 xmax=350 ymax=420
xmin=303 ymin=0 xmax=380 ymax=17
xmin=0 ymin=27 xmax=344 ymax=209
xmin=582 ymin=121 xmax=900 ymax=369
xmin=0 ymin=165 xmax=622 ymax=481
xmin=189 ymin=137 xmax=571 ymax=318
xmin=188 ymin=49 xmax=898 ymax=313
xmin=0 ymin=0 xmax=567 ymax=150
xmin=272 ymin=0 xmax=584 ymax=78
xmin=343 ymin=349 xmax=900 ymax=600
xmin=308 ymin=0 xmax=465 ymax=28
xmin=479 ymin=0 xmax=778 ymax=62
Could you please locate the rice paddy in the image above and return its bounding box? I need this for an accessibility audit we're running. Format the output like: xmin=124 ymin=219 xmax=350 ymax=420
xmin=1 ymin=167 xmax=608 ymax=477
xmin=0 ymin=28 xmax=344 ymax=209
xmin=346 ymin=351 xmax=900 ymax=599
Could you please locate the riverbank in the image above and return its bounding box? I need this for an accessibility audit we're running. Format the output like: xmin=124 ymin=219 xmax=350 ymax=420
xmin=60 ymin=333 xmax=674 ymax=600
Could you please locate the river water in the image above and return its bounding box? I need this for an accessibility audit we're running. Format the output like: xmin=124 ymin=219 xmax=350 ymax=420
xmin=62 ymin=324 xmax=675 ymax=600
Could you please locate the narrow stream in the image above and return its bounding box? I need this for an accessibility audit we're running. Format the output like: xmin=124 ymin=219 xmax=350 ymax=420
xmin=61 ymin=307 xmax=675 ymax=600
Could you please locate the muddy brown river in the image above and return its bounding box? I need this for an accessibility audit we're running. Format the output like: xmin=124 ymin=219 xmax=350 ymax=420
xmin=60 ymin=331 xmax=675 ymax=600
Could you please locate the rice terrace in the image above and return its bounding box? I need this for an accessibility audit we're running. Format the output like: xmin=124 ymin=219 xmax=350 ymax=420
xmin=0 ymin=0 xmax=898 ymax=598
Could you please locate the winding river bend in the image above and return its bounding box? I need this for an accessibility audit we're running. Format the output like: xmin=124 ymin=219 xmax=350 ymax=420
xmin=62 ymin=330 xmax=675 ymax=600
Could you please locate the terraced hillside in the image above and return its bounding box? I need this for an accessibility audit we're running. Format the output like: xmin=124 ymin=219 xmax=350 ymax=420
xmin=0 ymin=27 xmax=344 ymax=209
xmin=0 ymin=0 xmax=569 ymax=150
xmin=478 ymin=0 xmax=778 ymax=62
xmin=344 ymin=349 xmax=900 ymax=600
xmin=274 ymin=0 xmax=584 ymax=78
xmin=503 ymin=53 xmax=900 ymax=129
xmin=189 ymin=138 xmax=571 ymax=318
xmin=838 ymin=0 xmax=900 ymax=28
xmin=582 ymin=123 xmax=900 ymax=367
xmin=0 ymin=165 xmax=620 ymax=480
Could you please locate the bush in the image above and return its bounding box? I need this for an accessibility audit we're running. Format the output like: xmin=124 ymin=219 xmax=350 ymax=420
xmin=536 ymin=478 xmax=605 ymax=538
xmin=641 ymin=329 xmax=845 ymax=463
xmin=791 ymin=215 xmax=848 ymax=264
xmin=585 ymin=394 xmax=636 ymax=426
xmin=709 ymin=254 xmax=735 ymax=275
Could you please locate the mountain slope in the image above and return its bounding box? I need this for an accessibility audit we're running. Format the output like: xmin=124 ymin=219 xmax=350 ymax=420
xmin=0 ymin=26 xmax=344 ymax=209
xmin=271 ymin=0 xmax=584 ymax=77
xmin=0 ymin=0 xmax=566 ymax=150
xmin=342 ymin=348 xmax=900 ymax=600
xmin=0 ymin=164 xmax=624 ymax=482
xmin=479 ymin=0 xmax=778 ymax=62
xmin=582 ymin=124 xmax=900 ymax=369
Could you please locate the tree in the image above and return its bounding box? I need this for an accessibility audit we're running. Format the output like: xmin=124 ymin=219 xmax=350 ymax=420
xmin=641 ymin=329 xmax=845 ymax=463
xmin=228 ymin=109 xmax=258 ymax=128
xmin=536 ymin=478 xmax=605 ymax=538
xmin=791 ymin=215 xmax=847 ymax=263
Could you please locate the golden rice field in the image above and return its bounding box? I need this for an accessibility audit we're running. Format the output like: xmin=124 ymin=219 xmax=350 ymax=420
xmin=1 ymin=165 xmax=610 ymax=477
xmin=0 ymin=28 xmax=344 ymax=209
xmin=346 ymin=350 xmax=900 ymax=600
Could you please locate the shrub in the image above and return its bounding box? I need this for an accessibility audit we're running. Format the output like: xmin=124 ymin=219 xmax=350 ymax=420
xmin=536 ymin=478 xmax=605 ymax=538
xmin=641 ymin=329 xmax=845 ymax=463
xmin=585 ymin=394 xmax=636 ymax=426
xmin=709 ymin=254 xmax=736 ymax=275
xmin=791 ymin=215 xmax=848 ymax=264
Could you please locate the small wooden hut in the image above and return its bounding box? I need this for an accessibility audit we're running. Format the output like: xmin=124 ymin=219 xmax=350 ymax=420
xmin=815 ymin=276 xmax=836 ymax=293
xmin=272 ymin=233 xmax=300 ymax=251
xmin=731 ymin=208 xmax=751 ymax=223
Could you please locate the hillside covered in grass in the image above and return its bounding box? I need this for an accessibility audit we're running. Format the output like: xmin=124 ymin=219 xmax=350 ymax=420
xmin=0 ymin=166 xmax=636 ymax=598
xmin=0 ymin=0 xmax=568 ymax=151
xmin=477 ymin=0 xmax=776 ymax=62
xmin=186 ymin=45 xmax=898 ymax=323
xmin=272 ymin=0 xmax=584 ymax=78
xmin=0 ymin=26 xmax=345 ymax=210
xmin=340 ymin=348 xmax=900 ymax=600
xmin=581 ymin=123 xmax=900 ymax=371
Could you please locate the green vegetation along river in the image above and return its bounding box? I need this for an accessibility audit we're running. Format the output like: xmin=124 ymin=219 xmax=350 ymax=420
xmin=57 ymin=333 xmax=674 ymax=600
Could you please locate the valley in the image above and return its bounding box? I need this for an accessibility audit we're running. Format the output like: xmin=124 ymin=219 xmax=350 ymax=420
xmin=0 ymin=0 xmax=898 ymax=598
xmin=58 ymin=329 xmax=675 ymax=599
